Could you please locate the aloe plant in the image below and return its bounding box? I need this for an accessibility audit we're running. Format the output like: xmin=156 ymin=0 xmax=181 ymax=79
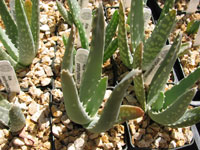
xmin=118 ymin=0 xmax=200 ymax=128
xmin=0 ymin=0 xmax=39 ymax=70
xmin=56 ymin=0 xmax=119 ymax=63
xmin=61 ymin=3 xmax=144 ymax=133
xmin=0 ymin=94 xmax=25 ymax=132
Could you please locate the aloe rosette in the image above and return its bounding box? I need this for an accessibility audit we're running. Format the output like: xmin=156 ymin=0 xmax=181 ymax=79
xmin=0 ymin=94 xmax=25 ymax=132
xmin=56 ymin=0 xmax=119 ymax=63
xmin=118 ymin=0 xmax=200 ymax=128
xmin=0 ymin=0 xmax=39 ymax=70
xmin=61 ymin=3 xmax=144 ymax=133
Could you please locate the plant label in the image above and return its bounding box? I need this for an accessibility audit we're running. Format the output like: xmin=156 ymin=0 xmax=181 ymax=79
xmin=194 ymin=27 xmax=200 ymax=46
xmin=186 ymin=0 xmax=199 ymax=13
xmin=77 ymin=8 xmax=92 ymax=48
xmin=78 ymin=0 xmax=89 ymax=8
xmin=0 ymin=60 xmax=20 ymax=93
xmin=123 ymin=0 xmax=131 ymax=8
xmin=75 ymin=48 xmax=89 ymax=87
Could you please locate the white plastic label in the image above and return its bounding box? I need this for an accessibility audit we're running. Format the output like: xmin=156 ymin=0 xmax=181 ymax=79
xmin=144 ymin=45 xmax=171 ymax=85
xmin=186 ymin=0 xmax=199 ymax=13
xmin=0 ymin=60 xmax=20 ymax=93
xmin=78 ymin=0 xmax=89 ymax=8
xmin=144 ymin=7 xmax=152 ymax=28
xmin=77 ymin=8 xmax=92 ymax=48
xmin=124 ymin=0 xmax=131 ymax=8
xmin=194 ymin=27 xmax=200 ymax=46
xmin=75 ymin=49 xmax=89 ymax=87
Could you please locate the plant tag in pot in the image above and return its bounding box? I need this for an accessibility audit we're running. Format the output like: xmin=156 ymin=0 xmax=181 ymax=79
xmin=186 ymin=0 xmax=199 ymax=13
xmin=123 ymin=0 xmax=131 ymax=8
xmin=77 ymin=8 xmax=92 ymax=47
xmin=78 ymin=0 xmax=89 ymax=8
xmin=144 ymin=45 xmax=171 ymax=85
xmin=0 ymin=60 xmax=20 ymax=93
xmin=75 ymin=49 xmax=89 ymax=87
xmin=194 ymin=27 xmax=200 ymax=46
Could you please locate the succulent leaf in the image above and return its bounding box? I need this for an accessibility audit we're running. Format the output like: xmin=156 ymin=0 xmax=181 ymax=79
xmin=169 ymin=107 xmax=200 ymax=128
xmin=61 ymin=26 xmax=75 ymax=73
xmin=130 ymin=0 xmax=145 ymax=50
xmin=142 ymin=10 xmax=176 ymax=70
xmin=24 ymin=0 xmax=32 ymax=25
xmin=116 ymin=105 xmax=144 ymax=124
xmin=0 ymin=28 xmax=19 ymax=61
xmin=61 ymin=70 xmax=91 ymax=124
xmin=104 ymin=10 xmax=119 ymax=51
xmin=149 ymin=88 xmax=197 ymax=125
xmin=67 ymin=0 xmax=89 ymax=49
xmin=0 ymin=0 xmax=18 ymax=47
xmin=9 ymin=105 xmax=26 ymax=132
xmin=103 ymin=38 xmax=118 ymax=63
xmin=186 ymin=20 xmax=200 ymax=35
xmin=30 ymin=0 xmax=40 ymax=52
xmin=86 ymin=77 xmax=108 ymax=117
xmin=164 ymin=67 xmax=200 ymax=108
xmin=133 ymin=43 xmax=146 ymax=111
xmin=147 ymin=34 xmax=182 ymax=105
xmin=118 ymin=0 xmax=133 ymax=68
xmin=151 ymin=92 xmax=165 ymax=111
xmin=56 ymin=0 xmax=73 ymax=26
xmin=85 ymin=69 xmax=141 ymax=133
xmin=15 ymin=0 xmax=35 ymax=66
xmin=0 ymin=47 xmax=18 ymax=69
xmin=79 ymin=3 xmax=105 ymax=105
xmin=157 ymin=0 xmax=175 ymax=25
xmin=0 ymin=98 xmax=11 ymax=126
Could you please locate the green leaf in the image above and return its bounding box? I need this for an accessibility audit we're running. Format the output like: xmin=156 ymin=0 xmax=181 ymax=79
xmin=151 ymin=92 xmax=165 ymax=111
xmin=0 ymin=28 xmax=19 ymax=61
xmin=61 ymin=70 xmax=91 ymax=124
xmin=164 ymin=67 xmax=200 ymax=108
xmin=31 ymin=0 xmax=40 ymax=52
xmin=85 ymin=69 xmax=141 ymax=133
xmin=186 ymin=20 xmax=200 ymax=35
xmin=24 ymin=0 xmax=32 ymax=25
xmin=0 ymin=0 xmax=18 ymax=47
xmin=9 ymin=105 xmax=26 ymax=132
xmin=103 ymin=38 xmax=118 ymax=63
xmin=104 ymin=10 xmax=119 ymax=51
xmin=133 ymin=43 xmax=146 ymax=111
xmin=67 ymin=0 xmax=89 ymax=49
xmin=0 ymin=47 xmax=18 ymax=69
xmin=86 ymin=77 xmax=107 ymax=117
xmin=56 ymin=0 xmax=73 ymax=26
xmin=15 ymin=0 xmax=35 ymax=66
xmin=147 ymin=34 xmax=182 ymax=105
xmin=0 ymin=106 xmax=9 ymax=126
xmin=79 ymin=4 xmax=105 ymax=105
xmin=142 ymin=10 xmax=176 ymax=70
xmin=157 ymin=0 xmax=175 ymax=25
xmin=118 ymin=1 xmax=133 ymax=68
xmin=149 ymin=88 xmax=196 ymax=125
xmin=61 ymin=27 xmax=75 ymax=73
xmin=169 ymin=107 xmax=200 ymax=128
xmin=130 ymin=0 xmax=145 ymax=50
xmin=116 ymin=105 xmax=144 ymax=124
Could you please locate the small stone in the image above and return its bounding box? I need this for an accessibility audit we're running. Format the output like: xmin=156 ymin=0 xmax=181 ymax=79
xmin=171 ymin=129 xmax=185 ymax=140
xmin=31 ymin=109 xmax=43 ymax=122
xmin=41 ymin=77 xmax=51 ymax=86
xmin=67 ymin=143 xmax=76 ymax=150
xmin=169 ymin=140 xmax=177 ymax=148
xmin=103 ymin=143 xmax=114 ymax=149
xmin=43 ymin=141 xmax=51 ymax=149
xmin=13 ymin=137 xmax=25 ymax=146
xmin=29 ymin=86 xmax=43 ymax=98
xmin=74 ymin=137 xmax=85 ymax=149
xmin=52 ymin=125 xmax=62 ymax=138
xmin=61 ymin=115 xmax=71 ymax=126
xmin=154 ymin=137 xmax=167 ymax=148
xmin=51 ymin=105 xmax=62 ymax=117
xmin=28 ymin=101 xmax=39 ymax=115
xmin=40 ymin=24 xmax=50 ymax=32
xmin=134 ymin=132 xmax=143 ymax=140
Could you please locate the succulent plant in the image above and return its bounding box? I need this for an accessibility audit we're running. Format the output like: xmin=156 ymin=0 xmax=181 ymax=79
xmin=61 ymin=3 xmax=144 ymax=133
xmin=56 ymin=0 xmax=119 ymax=63
xmin=0 ymin=94 xmax=25 ymax=132
xmin=0 ymin=0 xmax=39 ymax=70
xmin=118 ymin=0 xmax=200 ymax=128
